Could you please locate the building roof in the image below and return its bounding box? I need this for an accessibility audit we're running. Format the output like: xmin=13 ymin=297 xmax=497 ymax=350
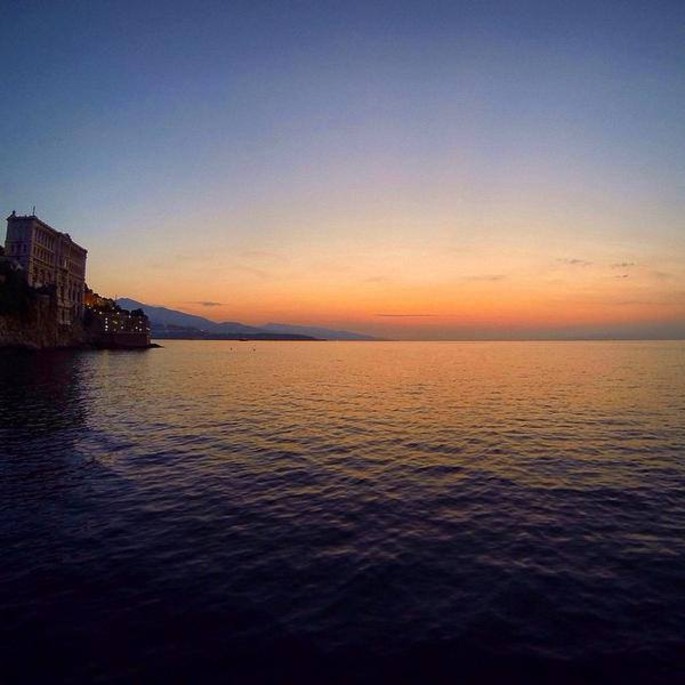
xmin=6 ymin=212 xmax=88 ymax=254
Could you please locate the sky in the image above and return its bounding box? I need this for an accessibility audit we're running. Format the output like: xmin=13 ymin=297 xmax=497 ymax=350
xmin=2 ymin=0 xmax=684 ymax=339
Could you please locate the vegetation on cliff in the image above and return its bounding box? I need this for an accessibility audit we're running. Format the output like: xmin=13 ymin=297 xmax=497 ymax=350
xmin=0 ymin=258 xmax=36 ymax=317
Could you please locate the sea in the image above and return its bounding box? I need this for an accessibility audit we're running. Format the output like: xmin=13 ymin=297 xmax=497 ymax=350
xmin=1 ymin=340 xmax=684 ymax=684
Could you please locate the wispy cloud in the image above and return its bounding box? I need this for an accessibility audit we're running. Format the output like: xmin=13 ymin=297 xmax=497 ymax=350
xmin=557 ymin=258 xmax=593 ymax=266
xmin=364 ymin=276 xmax=390 ymax=283
xmin=464 ymin=274 xmax=506 ymax=282
xmin=189 ymin=301 xmax=223 ymax=307
xmin=611 ymin=262 xmax=636 ymax=269
xmin=614 ymin=298 xmax=677 ymax=306
xmin=377 ymin=313 xmax=437 ymax=317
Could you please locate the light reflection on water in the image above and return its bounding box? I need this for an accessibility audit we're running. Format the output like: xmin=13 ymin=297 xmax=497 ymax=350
xmin=1 ymin=341 xmax=684 ymax=684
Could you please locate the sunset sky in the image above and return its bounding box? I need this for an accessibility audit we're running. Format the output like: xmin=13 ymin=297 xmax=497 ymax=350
xmin=2 ymin=0 xmax=684 ymax=339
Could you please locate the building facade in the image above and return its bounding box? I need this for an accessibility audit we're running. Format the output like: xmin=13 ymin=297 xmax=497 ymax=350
xmin=4 ymin=212 xmax=87 ymax=325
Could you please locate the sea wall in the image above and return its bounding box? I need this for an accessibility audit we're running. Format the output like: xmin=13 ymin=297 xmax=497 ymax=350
xmin=88 ymin=330 xmax=150 ymax=349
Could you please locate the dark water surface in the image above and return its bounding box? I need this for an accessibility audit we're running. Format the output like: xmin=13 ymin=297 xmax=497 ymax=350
xmin=1 ymin=341 xmax=684 ymax=684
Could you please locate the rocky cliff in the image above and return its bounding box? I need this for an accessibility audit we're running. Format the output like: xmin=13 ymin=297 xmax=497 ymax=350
xmin=0 ymin=261 xmax=85 ymax=350
xmin=0 ymin=294 xmax=85 ymax=350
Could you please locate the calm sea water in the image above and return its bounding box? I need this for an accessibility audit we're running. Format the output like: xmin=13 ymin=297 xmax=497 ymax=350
xmin=1 ymin=340 xmax=684 ymax=684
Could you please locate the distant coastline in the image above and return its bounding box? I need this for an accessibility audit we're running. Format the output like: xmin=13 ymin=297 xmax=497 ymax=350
xmin=117 ymin=298 xmax=378 ymax=342
xmin=152 ymin=331 xmax=318 ymax=341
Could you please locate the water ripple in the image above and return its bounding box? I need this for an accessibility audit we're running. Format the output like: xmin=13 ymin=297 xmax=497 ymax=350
xmin=0 ymin=341 xmax=684 ymax=684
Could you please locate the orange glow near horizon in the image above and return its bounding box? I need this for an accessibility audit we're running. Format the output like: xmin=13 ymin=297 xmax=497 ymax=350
xmin=79 ymin=132 xmax=685 ymax=341
xmin=100 ymin=245 xmax=684 ymax=339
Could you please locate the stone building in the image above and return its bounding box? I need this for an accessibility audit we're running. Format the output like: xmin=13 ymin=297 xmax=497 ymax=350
xmin=4 ymin=211 xmax=87 ymax=325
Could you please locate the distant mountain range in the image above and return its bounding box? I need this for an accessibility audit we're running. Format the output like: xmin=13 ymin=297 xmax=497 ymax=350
xmin=116 ymin=299 xmax=377 ymax=341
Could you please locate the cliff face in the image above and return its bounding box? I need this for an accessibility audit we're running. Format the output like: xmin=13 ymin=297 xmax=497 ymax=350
xmin=0 ymin=293 xmax=84 ymax=350
xmin=0 ymin=293 xmax=55 ymax=349
xmin=0 ymin=262 xmax=86 ymax=349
